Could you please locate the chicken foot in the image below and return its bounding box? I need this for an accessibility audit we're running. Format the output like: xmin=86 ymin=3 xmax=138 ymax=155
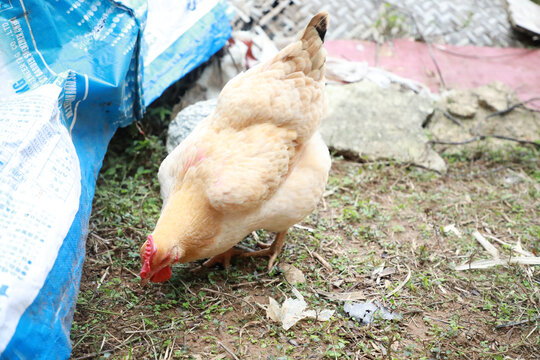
xmin=202 ymin=248 xmax=245 ymax=269
xmin=239 ymin=230 xmax=288 ymax=270
xmin=202 ymin=230 xmax=288 ymax=271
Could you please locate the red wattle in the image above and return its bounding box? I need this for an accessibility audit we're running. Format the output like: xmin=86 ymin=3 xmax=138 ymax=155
xmin=140 ymin=234 xmax=156 ymax=280
xmin=150 ymin=266 xmax=172 ymax=283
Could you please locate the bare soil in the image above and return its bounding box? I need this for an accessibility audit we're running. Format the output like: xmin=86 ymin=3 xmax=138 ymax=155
xmin=71 ymin=125 xmax=539 ymax=359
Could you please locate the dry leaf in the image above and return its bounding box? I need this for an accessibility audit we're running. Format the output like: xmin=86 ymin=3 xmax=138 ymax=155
xmin=473 ymin=231 xmax=499 ymax=258
xmin=280 ymin=264 xmax=305 ymax=284
xmin=455 ymin=256 xmax=540 ymax=270
xmin=317 ymin=290 xmax=366 ymax=301
xmin=266 ymin=288 xmax=334 ymax=330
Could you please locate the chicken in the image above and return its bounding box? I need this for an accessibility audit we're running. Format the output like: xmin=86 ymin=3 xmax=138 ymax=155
xmin=140 ymin=12 xmax=331 ymax=284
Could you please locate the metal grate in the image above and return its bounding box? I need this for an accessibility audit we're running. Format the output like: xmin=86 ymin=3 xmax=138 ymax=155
xmin=229 ymin=0 xmax=523 ymax=47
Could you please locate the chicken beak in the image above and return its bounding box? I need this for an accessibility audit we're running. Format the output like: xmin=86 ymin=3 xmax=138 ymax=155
xmin=139 ymin=246 xmax=182 ymax=287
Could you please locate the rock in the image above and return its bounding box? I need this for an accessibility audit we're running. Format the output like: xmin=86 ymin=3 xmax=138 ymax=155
xmin=428 ymin=85 xmax=539 ymax=153
xmin=474 ymin=82 xmax=516 ymax=112
xmin=321 ymin=81 xmax=446 ymax=173
xmin=444 ymin=90 xmax=478 ymax=118
xmin=166 ymin=98 xmax=217 ymax=153
xmin=168 ymin=80 xmax=448 ymax=172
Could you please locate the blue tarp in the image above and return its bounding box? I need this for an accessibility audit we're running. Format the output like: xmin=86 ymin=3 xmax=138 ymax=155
xmin=0 ymin=0 xmax=231 ymax=358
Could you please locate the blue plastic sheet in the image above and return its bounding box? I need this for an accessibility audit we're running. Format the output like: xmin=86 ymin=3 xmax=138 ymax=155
xmin=0 ymin=0 xmax=231 ymax=358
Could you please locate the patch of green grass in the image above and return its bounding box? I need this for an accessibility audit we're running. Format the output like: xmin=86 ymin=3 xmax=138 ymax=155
xmin=72 ymin=115 xmax=539 ymax=359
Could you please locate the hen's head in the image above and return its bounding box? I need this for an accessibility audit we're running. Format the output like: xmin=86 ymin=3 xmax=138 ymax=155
xmin=139 ymin=234 xmax=181 ymax=285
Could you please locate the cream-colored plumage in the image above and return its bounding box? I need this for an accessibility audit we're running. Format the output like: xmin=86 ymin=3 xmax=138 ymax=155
xmin=140 ymin=12 xmax=331 ymax=284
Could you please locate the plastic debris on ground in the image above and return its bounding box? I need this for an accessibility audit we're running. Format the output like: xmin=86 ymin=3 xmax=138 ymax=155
xmin=266 ymin=288 xmax=334 ymax=330
xmin=0 ymin=0 xmax=230 ymax=358
xmin=344 ymin=302 xmax=402 ymax=325
xmin=178 ymin=26 xmax=278 ymax=107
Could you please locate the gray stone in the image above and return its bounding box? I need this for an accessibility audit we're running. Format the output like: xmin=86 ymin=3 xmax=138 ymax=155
xmin=166 ymin=98 xmax=217 ymax=153
xmin=445 ymin=90 xmax=478 ymax=118
xmin=428 ymin=85 xmax=539 ymax=154
xmin=167 ymin=81 xmax=447 ymax=172
xmin=474 ymin=82 xmax=516 ymax=112
xmin=321 ymin=81 xmax=447 ymax=173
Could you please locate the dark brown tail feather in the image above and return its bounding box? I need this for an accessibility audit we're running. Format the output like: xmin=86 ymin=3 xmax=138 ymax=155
xmin=302 ymin=12 xmax=329 ymax=43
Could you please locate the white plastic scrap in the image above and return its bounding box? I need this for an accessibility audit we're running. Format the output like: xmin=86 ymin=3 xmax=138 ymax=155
xmin=266 ymin=288 xmax=334 ymax=330
xmin=344 ymin=301 xmax=402 ymax=325
xmin=443 ymin=224 xmax=462 ymax=238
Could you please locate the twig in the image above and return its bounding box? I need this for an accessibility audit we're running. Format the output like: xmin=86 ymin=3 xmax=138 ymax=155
xmin=72 ymin=334 xmax=138 ymax=360
xmin=429 ymin=135 xmax=539 ymax=147
xmin=488 ymin=134 xmax=539 ymax=146
xmin=179 ymin=279 xmax=197 ymax=296
xmin=123 ymin=266 xmax=139 ymax=278
xmin=389 ymin=5 xmax=446 ymax=89
xmin=239 ymin=320 xmax=262 ymax=338
xmin=96 ymin=266 xmax=110 ymax=289
xmin=424 ymin=315 xmax=451 ymax=325
xmin=313 ymin=251 xmax=333 ymax=271
xmin=426 ymin=43 xmax=446 ymax=89
xmin=142 ymin=316 xmax=158 ymax=360
xmin=386 ymin=265 xmax=411 ymax=298
xmin=485 ymin=97 xmax=540 ymax=119
xmin=495 ymin=315 xmax=540 ymax=329
xmin=440 ymin=109 xmax=464 ymax=127
xmin=163 ymin=337 xmax=176 ymax=360
xmin=293 ymin=224 xmax=315 ymax=232
xmin=217 ymin=341 xmax=241 ymax=360
xmin=82 ymin=307 xmax=123 ymax=316
xmin=200 ymin=287 xmax=257 ymax=312
xmin=230 ymin=278 xmax=279 ymax=288
xmin=429 ymin=136 xmax=482 ymax=146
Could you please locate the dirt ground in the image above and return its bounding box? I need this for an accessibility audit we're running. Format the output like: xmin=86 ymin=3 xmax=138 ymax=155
xmin=69 ymin=107 xmax=539 ymax=360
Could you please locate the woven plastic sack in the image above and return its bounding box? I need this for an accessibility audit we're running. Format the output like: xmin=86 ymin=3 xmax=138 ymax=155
xmin=0 ymin=1 xmax=231 ymax=358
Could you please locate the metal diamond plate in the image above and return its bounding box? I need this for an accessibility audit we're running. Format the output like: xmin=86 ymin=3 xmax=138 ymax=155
xmin=229 ymin=0 xmax=523 ymax=47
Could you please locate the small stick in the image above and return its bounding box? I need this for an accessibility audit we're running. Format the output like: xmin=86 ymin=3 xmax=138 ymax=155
xmin=386 ymin=265 xmax=411 ymax=298
xmin=96 ymin=266 xmax=110 ymax=290
xmin=495 ymin=315 xmax=540 ymax=329
xmin=424 ymin=316 xmax=451 ymax=325
xmin=293 ymin=224 xmax=315 ymax=232
xmin=200 ymin=287 xmax=257 ymax=312
xmin=441 ymin=110 xmax=464 ymax=127
xmin=313 ymin=251 xmax=333 ymax=271
xmin=485 ymin=97 xmax=540 ymax=119
xmin=217 ymin=341 xmax=241 ymax=360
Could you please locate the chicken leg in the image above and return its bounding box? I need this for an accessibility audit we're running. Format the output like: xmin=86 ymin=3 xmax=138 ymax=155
xmin=202 ymin=248 xmax=245 ymax=269
xmin=203 ymin=230 xmax=289 ymax=270
xmin=239 ymin=230 xmax=288 ymax=270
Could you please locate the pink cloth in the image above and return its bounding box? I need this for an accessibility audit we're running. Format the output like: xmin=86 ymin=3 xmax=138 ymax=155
xmin=325 ymin=39 xmax=540 ymax=110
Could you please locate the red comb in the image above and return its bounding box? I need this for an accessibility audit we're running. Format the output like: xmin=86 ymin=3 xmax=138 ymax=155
xmin=140 ymin=234 xmax=156 ymax=279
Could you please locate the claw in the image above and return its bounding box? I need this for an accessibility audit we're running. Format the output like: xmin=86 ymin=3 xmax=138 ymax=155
xmin=203 ymin=248 xmax=244 ymax=269
xmin=201 ymin=230 xmax=289 ymax=271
